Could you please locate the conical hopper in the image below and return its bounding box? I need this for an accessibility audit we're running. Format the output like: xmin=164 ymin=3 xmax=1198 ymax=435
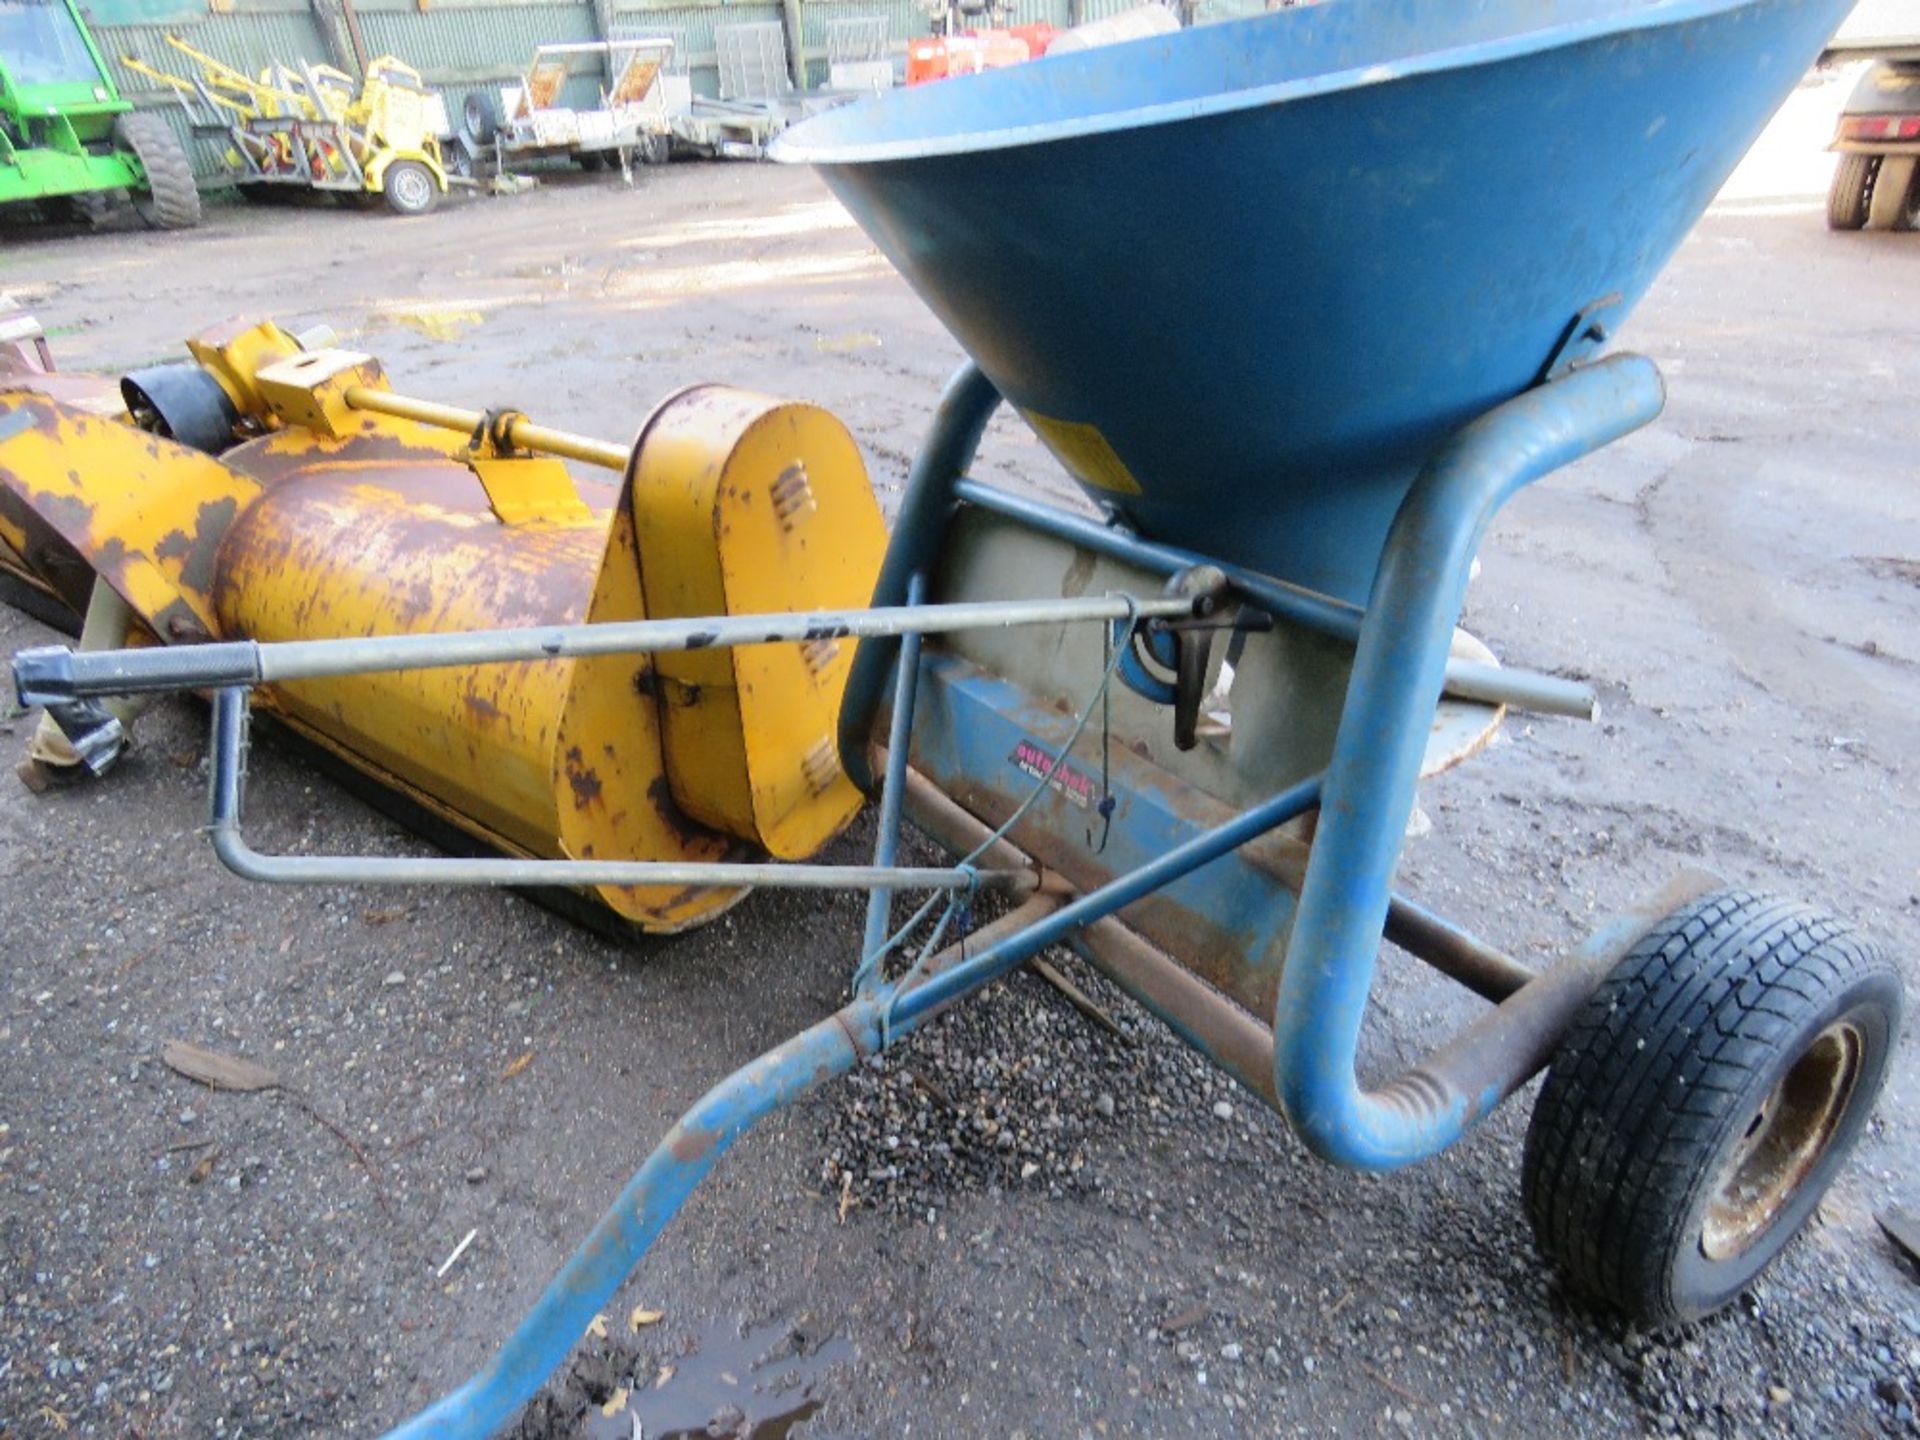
xmin=777 ymin=0 xmax=1850 ymax=604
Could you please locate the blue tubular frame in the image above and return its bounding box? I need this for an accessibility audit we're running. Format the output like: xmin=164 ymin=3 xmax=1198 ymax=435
xmin=839 ymin=364 xmax=1003 ymax=791
xmin=858 ymin=571 xmax=927 ymax=990
xmin=1270 ymin=354 xmax=1664 ymax=1168
xmin=841 ymin=354 xmax=1666 ymax=1173
xmin=324 ymin=355 xmax=1660 ymax=1434
xmin=383 ymin=773 xmax=1325 ymax=1438
xmin=385 ymin=1007 xmax=872 ymax=1440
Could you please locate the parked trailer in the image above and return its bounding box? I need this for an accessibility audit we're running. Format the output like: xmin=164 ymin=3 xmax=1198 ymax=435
xmin=2 ymin=1 xmax=1904 ymax=1436
xmin=455 ymin=39 xmax=675 ymax=180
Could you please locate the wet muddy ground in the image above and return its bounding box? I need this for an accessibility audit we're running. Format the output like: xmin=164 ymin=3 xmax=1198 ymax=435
xmin=1 ymin=65 xmax=1917 ymax=1440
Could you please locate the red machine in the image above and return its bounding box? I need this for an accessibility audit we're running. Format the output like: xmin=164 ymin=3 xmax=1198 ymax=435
xmin=906 ymin=0 xmax=1057 ymax=85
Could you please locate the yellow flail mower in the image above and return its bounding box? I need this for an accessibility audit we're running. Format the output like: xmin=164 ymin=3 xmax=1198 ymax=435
xmin=0 ymin=315 xmax=886 ymax=928
xmin=122 ymin=36 xmax=452 ymax=214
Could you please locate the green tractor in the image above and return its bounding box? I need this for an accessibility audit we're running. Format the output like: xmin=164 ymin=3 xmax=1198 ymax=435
xmin=1 ymin=0 xmax=200 ymax=228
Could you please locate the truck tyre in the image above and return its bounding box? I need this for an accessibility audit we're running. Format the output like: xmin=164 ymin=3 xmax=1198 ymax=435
xmin=1826 ymin=153 xmax=1877 ymax=231
xmin=382 ymin=160 xmax=441 ymax=216
xmin=115 ymin=111 xmax=201 ymax=230
xmin=1523 ymin=890 xmax=1901 ymax=1328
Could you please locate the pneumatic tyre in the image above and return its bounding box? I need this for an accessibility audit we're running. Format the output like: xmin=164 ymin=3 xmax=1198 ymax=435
xmin=1826 ymin=153 xmax=1877 ymax=231
xmin=115 ymin=110 xmax=201 ymax=230
xmin=382 ymin=160 xmax=440 ymax=217
xmin=1523 ymin=889 xmax=1902 ymax=1328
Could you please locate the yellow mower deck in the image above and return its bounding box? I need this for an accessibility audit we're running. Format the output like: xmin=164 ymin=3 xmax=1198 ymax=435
xmin=0 ymin=320 xmax=886 ymax=930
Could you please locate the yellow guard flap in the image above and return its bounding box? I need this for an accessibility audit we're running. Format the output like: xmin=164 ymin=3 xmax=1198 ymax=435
xmin=627 ymin=384 xmax=886 ymax=859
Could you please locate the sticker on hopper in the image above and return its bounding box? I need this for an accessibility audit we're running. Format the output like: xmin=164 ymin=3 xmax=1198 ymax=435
xmin=1009 ymin=737 xmax=1095 ymax=810
xmin=1022 ymin=411 xmax=1144 ymax=496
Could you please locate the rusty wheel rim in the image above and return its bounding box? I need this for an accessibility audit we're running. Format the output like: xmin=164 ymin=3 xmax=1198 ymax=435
xmin=1700 ymin=1021 xmax=1863 ymax=1262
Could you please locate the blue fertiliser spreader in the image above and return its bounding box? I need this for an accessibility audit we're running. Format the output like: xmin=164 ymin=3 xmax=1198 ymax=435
xmin=10 ymin=1 xmax=1904 ymax=1435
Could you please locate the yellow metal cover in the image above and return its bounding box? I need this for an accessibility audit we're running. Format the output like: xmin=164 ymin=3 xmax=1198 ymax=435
xmin=252 ymin=349 xmax=390 ymax=437
xmin=627 ymin=385 xmax=886 ymax=860
xmin=0 ymin=391 xmax=260 ymax=640
xmin=211 ymin=425 xmax=745 ymax=934
xmin=185 ymin=319 xmax=305 ymax=419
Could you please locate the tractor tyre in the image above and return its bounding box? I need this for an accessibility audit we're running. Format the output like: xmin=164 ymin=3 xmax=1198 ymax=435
xmin=382 ymin=160 xmax=441 ymax=217
xmin=41 ymin=190 xmax=116 ymax=227
xmin=1826 ymin=153 xmax=1877 ymax=231
xmin=1523 ymin=890 xmax=1901 ymax=1328
xmin=116 ymin=111 xmax=202 ymax=231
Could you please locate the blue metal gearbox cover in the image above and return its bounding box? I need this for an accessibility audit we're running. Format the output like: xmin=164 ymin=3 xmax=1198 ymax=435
xmin=776 ymin=0 xmax=1851 ymax=604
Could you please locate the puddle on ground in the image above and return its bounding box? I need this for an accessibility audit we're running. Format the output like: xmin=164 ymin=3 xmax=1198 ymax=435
xmin=582 ymin=1315 xmax=854 ymax=1440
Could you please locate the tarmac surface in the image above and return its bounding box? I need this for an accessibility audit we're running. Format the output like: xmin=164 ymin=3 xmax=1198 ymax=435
xmin=0 ymin=61 xmax=1916 ymax=1440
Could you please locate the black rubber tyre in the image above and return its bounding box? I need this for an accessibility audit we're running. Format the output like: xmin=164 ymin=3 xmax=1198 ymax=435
xmin=575 ymin=150 xmax=610 ymax=172
xmin=1826 ymin=152 xmax=1878 ymax=231
xmin=40 ymin=190 xmax=114 ymax=227
xmin=444 ymin=140 xmax=476 ymax=182
xmin=115 ymin=110 xmax=201 ymax=230
xmin=463 ymin=92 xmax=500 ymax=146
xmin=381 ymin=159 xmax=440 ymax=217
xmin=636 ymin=132 xmax=670 ymax=166
xmin=1523 ymin=889 xmax=1902 ymax=1328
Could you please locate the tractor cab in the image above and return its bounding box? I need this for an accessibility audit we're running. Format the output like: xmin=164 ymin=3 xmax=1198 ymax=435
xmin=0 ymin=0 xmax=118 ymax=114
xmin=0 ymin=0 xmax=201 ymax=227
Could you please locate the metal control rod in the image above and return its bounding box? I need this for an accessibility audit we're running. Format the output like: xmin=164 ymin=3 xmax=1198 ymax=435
xmin=13 ymin=593 xmax=1199 ymax=703
xmin=342 ymin=385 xmax=631 ymax=471
xmin=339 ymin=388 xmax=1596 ymax=723
xmin=954 ymin=479 xmax=1600 ymax=721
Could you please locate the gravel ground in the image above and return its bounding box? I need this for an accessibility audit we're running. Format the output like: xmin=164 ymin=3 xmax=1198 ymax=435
xmin=0 ymin=62 xmax=1916 ymax=1440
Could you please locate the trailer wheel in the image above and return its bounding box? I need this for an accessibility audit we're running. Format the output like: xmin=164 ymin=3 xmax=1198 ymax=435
xmin=1522 ymin=889 xmax=1901 ymax=1328
xmin=382 ymin=160 xmax=441 ymax=217
xmin=637 ymin=133 xmax=671 ymax=166
xmin=116 ymin=111 xmax=201 ymax=231
xmin=463 ymin=92 xmax=500 ymax=146
xmin=1826 ymin=153 xmax=1877 ymax=230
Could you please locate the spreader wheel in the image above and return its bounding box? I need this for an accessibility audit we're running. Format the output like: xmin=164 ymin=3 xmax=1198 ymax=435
xmin=1827 ymin=153 xmax=1878 ymax=230
xmin=1522 ymin=890 xmax=1901 ymax=1328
